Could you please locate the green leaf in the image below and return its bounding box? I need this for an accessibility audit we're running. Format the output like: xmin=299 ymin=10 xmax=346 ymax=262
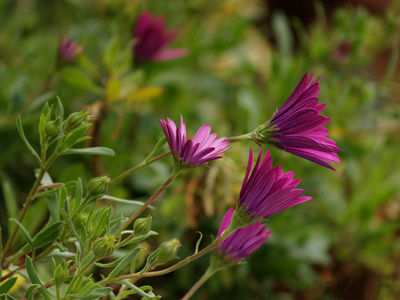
xmin=144 ymin=137 xmax=167 ymax=163
xmin=102 ymin=195 xmax=155 ymax=208
xmin=1 ymin=177 xmax=18 ymax=221
xmin=55 ymin=96 xmax=64 ymax=125
xmin=136 ymin=248 xmax=161 ymax=276
xmin=194 ymin=231 xmax=203 ymax=254
xmin=103 ymin=37 xmax=120 ymax=71
xmin=0 ymin=277 xmax=17 ymax=294
xmin=107 ymin=247 xmax=144 ymax=279
xmin=73 ymin=178 xmax=83 ymax=214
xmin=61 ymin=147 xmax=115 ymax=156
xmin=16 ymin=115 xmax=41 ymax=165
xmin=79 ymin=287 xmax=113 ymax=300
xmin=119 ymin=280 xmax=159 ymax=299
xmin=58 ymin=125 xmax=90 ymax=152
xmin=24 ymin=284 xmax=40 ymax=300
xmin=25 ymin=256 xmax=54 ymax=300
xmin=60 ymin=66 xmax=103 ymax=95
xmin=19 ymin=222 xmax=64 ymax=254
xmin=30 ymin=91 xmax=56 ymax=112
xmin=47 ymin=193 xmax=60 ymax=222
xmin=64 ymin=197 xmax=84 ymax=251
xmin=10 ymin=218 xmax=35 ymax=258
xmin=32 ymin=185 xmax=65 ymax=199
xmin=81 ymin=251 xmax=94 ymax=268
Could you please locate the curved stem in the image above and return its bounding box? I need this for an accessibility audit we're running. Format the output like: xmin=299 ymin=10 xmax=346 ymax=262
xmin=99 ymin=225 xmax=235 ymax=285
xmin=121 ymin=167 xmax=180 ymax=231
xmin=110 ymin=151 xmax=171 ymax=186
xmin=182 ymin=266 xmax=216 ymax=300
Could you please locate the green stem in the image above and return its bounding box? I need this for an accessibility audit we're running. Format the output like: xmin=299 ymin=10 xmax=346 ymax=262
xmin=182 ymin=266 xmax=216 ymax=300
xmin=99 ymin=225 xmax=235 ymax=285
xmin=225 ymin=133 xmax=253 ymax=143
xmin=121 ymin=167 xmax=180 ymax=231
xmin=109 ymin=151 xmax=171 ymax=186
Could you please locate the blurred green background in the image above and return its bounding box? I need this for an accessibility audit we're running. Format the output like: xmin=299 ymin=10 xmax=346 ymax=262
xmin=1 ymin=0 xmax=400 ymax=299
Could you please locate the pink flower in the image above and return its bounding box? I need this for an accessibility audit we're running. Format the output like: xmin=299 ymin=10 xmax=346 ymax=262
xmin=58 ymin=38 xmax=83 ymax=63
xmin=217 ymin=208 xmax=270 ymax=263
xmin=133 ymin=12 xmax=187 ymax=61
xmin=235 ymin=149 xmax=311 ymax=222
xmin=160 ymin=116 xmax=230 ymax=169
xmin=255 ymin=71 xmax=342 ymax=170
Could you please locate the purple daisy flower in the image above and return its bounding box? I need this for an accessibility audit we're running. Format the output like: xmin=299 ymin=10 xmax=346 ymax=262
xmin=58 ymin=38 xmax=83 ymax=63
xmin=133 ymin=12 xmax=187 ymax=61
xmin=235 ymin=148 xmax=311 ymax=222
xmin=217 ymin=208 xmax=271 ymax=263
xmin=265 ymin=71 xmax=342 ymax=170
xmin=160 ymin=116 xmax=230 ymax=168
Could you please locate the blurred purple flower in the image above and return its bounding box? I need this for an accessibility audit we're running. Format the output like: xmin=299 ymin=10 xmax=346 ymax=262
xmin=58 ymin=38 xmax=83 ymax=63
xmin=160 ymin=116 xmax=230 ymax=169
xmin=236 ymin=148 xmax=311 ymax=222
xmin=133 ymin=11 xmax=187 ymax=61
xmin=256 ymin=71 xmax=342 ymax=170
xmin=333 ymin=41 xmax=352 ymax=62
xmin=217 ymin=208 xmax=270 ymax=263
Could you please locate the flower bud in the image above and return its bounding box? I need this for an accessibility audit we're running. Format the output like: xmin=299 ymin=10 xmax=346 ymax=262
xmin=44 ymin=119 xmax=60 ymax=139
xmin=153 ymin=238 xmax=181 ymax=267
xmin=58 ymin=37 xmax=83 ymax=64
xmin=64 ymin=110 xmax=91 ymax=133
xmin=87 ymin=175 xmax=110 ymax=199
xmin=93 ymin=235 xmax=115 ymax=258
xmin=133 ymin=216 xmax=152 ymax=236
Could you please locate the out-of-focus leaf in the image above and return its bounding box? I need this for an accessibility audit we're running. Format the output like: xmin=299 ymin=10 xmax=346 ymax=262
xmin=60 ymin=66 xmax=103 ymax=95
xmin=61 ymin=147 xmax=115 ymax=156
xmin=24 ymin=284 xmax=40 ymax=300
xmin=79 ymin=287 xmax=113 ymax=300
xmin=0 ymin=276 xmax=17 ymax=294
xmin=1 ymin=177 xmax=18 ymax=221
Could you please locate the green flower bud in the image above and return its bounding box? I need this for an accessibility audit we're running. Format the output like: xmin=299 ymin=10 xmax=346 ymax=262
xmin=87 ymin=175 xmax=110 ymax=199
xmin=153 ymin=239 xmax=181 ymax=267
xmin=64 ymin=110 xmax=91 ymax=132
xmin=133 ymin=216 xmax=152 ymax=236
xmin=44 ymin=119 xmax=60 ymax=139
xmin=93 ymin=235 xmax=115 ymax=258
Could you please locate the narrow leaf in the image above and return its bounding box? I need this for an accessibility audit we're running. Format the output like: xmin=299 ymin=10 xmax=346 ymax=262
xmin=194 ymin=231 xmax=203 ymax=254
xmin=61 ymin=147 xmax=115 ymax=156
xmin=16 ymin=115 xmax=41 ymax=164
xmin=47 ymin=193 xmax=60 ymax=222
xmin=55 ymin=96 xmax=64 ymax=125
xmin=0 ymin=277 xmax=17 ymax=294
xmin=25 ymin=256 xmax=54 ymax=300
xmin=19 ymin=222 xmax=64 ymax=254
xmin=79 ymin=287 xmax=113 ymax=300
xmin=10 ymin=218 xmax=35 ymax=258
xmin=102 ymin=195 xmax=155 ymax=208
xmin=119 ymin=280 xmax=158 ymax=299
xmin=136 ymin=248 xmax=161 ymax=276
xmin=144 ymin=137 xmax=167 ymax=163
xmin=60 ymin=66 xmax=103 ymax=95
xmin=58 ymin=125 xmax=90 ymax=152
xmin=24 ymin=284 xmax=40 ymax=300
xmin=107 ymin=247 xmax=144 ymax=279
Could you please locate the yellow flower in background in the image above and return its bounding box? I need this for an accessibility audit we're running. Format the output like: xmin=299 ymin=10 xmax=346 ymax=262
xmin=127 ymin=86 xmax=164 ymax=102
xmin=0 ymin=270 xmax=26 ymax=294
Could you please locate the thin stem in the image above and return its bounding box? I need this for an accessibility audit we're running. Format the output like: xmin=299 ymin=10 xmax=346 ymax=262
xmin=99 ymin=225 xmax=235 ymax=285
xmin=225 ymin=133 xmax=253 ymax=143
xmin=1 ymin=167 xmax=48 ymax=262
xmin=109 ymin=151 xmax=171 ymax=186
xmin=182 ymin=266 xmax=216 ymax=300
xmin=121 ymin=167 xmax=180 ymax=231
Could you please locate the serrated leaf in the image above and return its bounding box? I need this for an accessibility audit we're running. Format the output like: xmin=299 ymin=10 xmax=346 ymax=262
xmin=25 ymin=256 xmax=54 ymax=300
xmin=61 ymin=147 xmax=115 ymax=156
xmin=107 ymin=247 xmax=144 ymax=279
xmin=58 ymin=125 xmax=90 ymax=152
xmin=16 ymin=115 xmax=41 ymax=165
xmin=0 ymin=277 xmax=17 ymax=294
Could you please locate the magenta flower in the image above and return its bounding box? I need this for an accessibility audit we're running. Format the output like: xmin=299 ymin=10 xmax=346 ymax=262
xmin=160 ymin=116 xmax=230 ymax=169
xmin=217 ymin=208 xmax=270 ymax=263
xmin=235 ymin=148 xmax=311 ymax=223
xmin=253 ymin=71 xmax=342 ymax=170
xmin=58 ymin=38 xmax=83 ymax=63
xmin=133 ymin=12 xmax=187 ymax=61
